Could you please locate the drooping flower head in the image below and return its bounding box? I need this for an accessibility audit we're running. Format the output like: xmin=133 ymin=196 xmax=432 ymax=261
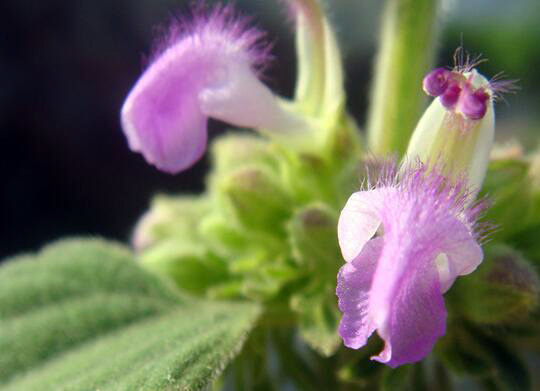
xmin=121 ymin=4 xmax=307 ymax=173
xmin=336 ymin=161 xmax=486 ymax=367
xmin=121 ymin=1 xmax=345 ymax=174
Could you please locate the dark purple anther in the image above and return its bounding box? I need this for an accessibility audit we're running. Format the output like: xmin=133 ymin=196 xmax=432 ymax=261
xmin=423 ymin=68 xmax=451 ymax=97
xmin=459 ymin=87 xmax=490 ymax=120
xmin=439 ymin=81 xmax=462 ymax=109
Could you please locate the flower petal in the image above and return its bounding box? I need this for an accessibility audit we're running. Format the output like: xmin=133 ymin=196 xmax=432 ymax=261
xmin=436 ymin=220 xmax=483 ymax=292
xmin=337 ymin=189 xmax=388 ymax=262
xmin=336 ymin=237 xmax=383 ymax=349
xmin=372 ymin=261 xmax=446 ymax=367
xmin=198 ymin=61 xmax=305 ymax=133
xmin=121 ymin=49 xmax=209 ymax=173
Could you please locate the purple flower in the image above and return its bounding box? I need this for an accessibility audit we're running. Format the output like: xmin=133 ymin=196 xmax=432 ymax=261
xmin=121 ymin=4 xmax=304 ymax=173
xmin=336 ymin=161 xmax=485 ymax=367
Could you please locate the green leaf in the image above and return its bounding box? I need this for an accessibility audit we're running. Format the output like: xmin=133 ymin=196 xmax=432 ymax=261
xmin=0 ymin=238 xmax=261 ymax=391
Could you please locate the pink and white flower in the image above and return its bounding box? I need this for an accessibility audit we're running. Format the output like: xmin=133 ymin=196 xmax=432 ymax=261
xmin=336 ymin=161 xmax=486 ymax=367
xmin=121 ymin=4 xmax=306 ymax=173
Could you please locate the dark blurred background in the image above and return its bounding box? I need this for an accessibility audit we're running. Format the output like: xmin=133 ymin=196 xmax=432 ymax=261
xmin=1 ymin=0 xmax=539 ymax=259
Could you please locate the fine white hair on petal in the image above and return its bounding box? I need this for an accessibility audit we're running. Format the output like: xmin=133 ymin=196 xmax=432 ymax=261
xmin=149 ymin=3 xmax=272 ymax=73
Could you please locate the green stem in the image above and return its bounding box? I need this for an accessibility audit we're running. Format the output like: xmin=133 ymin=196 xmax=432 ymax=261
xmin=366 ymin=0 xmax=441 ymax=156
xmin=293 ymin=0 xmax=327 ymax=115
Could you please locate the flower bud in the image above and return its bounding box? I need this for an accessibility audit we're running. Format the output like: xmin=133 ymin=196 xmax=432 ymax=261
xmin=139 ymin=240 xmax=228 ymax=296
xmin=219 ymin=167 xmax=291 ymax=234
xmin=210 ymin=133 xmax=274 ymax=175
xmin=481 ymin=146 xmax=540 ymax=240
xmin=407 ymin=67 xmax=498 ymax=193
xmin=481 ymin=153 xmax=530 ymax=239
xmin=288 ymin=203 xmax=340 ymax=272
xmin=132 ymin=196 xmax=209 ymax=251
xmin=291 ymin=286 xmax=341 ymax=356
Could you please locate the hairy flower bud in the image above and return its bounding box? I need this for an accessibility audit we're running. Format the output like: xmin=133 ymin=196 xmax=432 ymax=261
xmin=219 ymin=167 xmax=291 ymax=234
xmin=132 ymin=196 xmax=209 ymax=252
xmin=407 ymin=51 xmax=516 ymax=193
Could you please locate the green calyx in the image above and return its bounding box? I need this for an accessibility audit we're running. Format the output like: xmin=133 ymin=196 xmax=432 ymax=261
xmin=133 ymin=124 xmax=362 ymax=353
xmin=481 ymin=146 xmax=540 ymax=241
xmin=448 ymin=245 xmax=539 ymax=325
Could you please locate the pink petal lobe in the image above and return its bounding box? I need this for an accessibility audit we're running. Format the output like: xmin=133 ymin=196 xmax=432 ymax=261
xmin=436 ymin=220 xmax=483 ymax=292
xmin=121 ymin=46 xmax=211 ymax=173
xmin=336 ymin=237 xmax=383 ymax=349
xmin=372 ymin=261 xmax=446 ymax=367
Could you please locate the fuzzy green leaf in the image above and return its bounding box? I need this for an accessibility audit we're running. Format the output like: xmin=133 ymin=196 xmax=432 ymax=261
xmin=0 ymin=238 xmax=260 ymax=391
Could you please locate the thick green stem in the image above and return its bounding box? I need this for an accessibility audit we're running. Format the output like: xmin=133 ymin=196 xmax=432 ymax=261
xmin=366 ymin=0 xmax=441 ymax=156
